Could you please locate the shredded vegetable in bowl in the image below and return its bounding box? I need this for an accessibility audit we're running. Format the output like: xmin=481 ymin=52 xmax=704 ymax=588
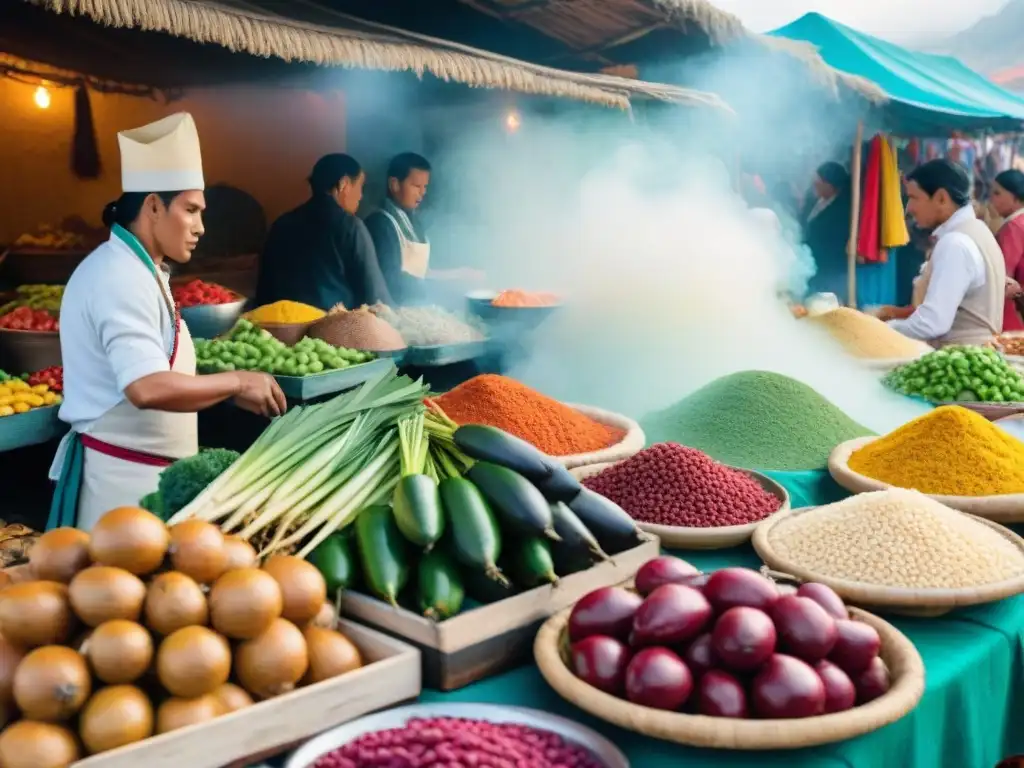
xmin=368 ymin=304 xmax=484 ymax=346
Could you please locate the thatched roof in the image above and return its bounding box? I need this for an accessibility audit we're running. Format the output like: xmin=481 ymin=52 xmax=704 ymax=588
xmin=23 ymin=0 xmax=732 ymax=110
xmin=451 ymin=0 xmax=887 ymax=103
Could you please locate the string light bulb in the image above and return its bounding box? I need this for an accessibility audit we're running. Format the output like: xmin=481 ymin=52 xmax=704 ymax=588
xmin=504 ymin=109 xmax=521 ymax=133
xmin=33 ymin=85 xmax=51 ymax=110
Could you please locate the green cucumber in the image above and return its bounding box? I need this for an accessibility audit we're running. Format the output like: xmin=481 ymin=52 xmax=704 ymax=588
xmin=567 ymin=488 xmax=643 ymax=554
xmin=552 ymin=501 xmax=606 ymax=561
xmin=453 ymin=424 xmax=552 ymax=480
xmin=508 ymin=537 xmax=558 ymax=587
xmin=463 ymin=566 xmax=519 ymax=604
xmin=417 ymin=550 xmax=465 ymax=621
xmin=308 ymin=531 xmax=359 ymax=593
xmin=466 ymin=462 xmax=559 ymax=541
xmin=354 ymin=505 xmax=409 ymax=606
xmin=438 ymin=477 xmax=508 ymax=585
xmin=392 ymin=474 xmax=445 ymax=549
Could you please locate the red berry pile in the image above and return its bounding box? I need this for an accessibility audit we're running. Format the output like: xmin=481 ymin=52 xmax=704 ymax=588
xmin=0 ymin=307 xmax=58 ymax=332
xmin=172 ymin=279 xmax=238 ymax=308
xmin=583 ymin=443 xmax=780 ymax=528
xmin=27 ymin=366 xmax=62 ymax=393
xmin=312 ymin=717 xmax=605 ymax=768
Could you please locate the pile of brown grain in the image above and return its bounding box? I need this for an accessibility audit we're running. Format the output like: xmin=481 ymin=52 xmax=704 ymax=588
xmin=308 ymin=307 xmax=406 ymax=351
xmin=809 ymin=308 xmax=930 ymax=359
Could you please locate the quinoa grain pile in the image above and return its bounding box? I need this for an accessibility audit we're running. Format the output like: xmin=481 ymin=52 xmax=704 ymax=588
xmin=767 ymin=489 xmax=1024 ymax=589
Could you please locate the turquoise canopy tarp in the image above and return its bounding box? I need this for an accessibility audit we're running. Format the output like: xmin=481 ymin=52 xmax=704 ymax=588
xmin=769 ymin=13 xmax=1024 ymax=134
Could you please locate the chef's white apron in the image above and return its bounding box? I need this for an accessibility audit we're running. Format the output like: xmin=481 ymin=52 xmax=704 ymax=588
xmin=49 ymin=224 xmax=198 ymax=531
xmin=380 ymin=209 xmax=431 ymax=279
xmin=77 ymin=324 xmax=197 ymax=530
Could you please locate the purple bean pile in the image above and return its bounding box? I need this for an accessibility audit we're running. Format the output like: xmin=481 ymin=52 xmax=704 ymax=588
xmin=312 ymin=716 xmax=607 ymax=768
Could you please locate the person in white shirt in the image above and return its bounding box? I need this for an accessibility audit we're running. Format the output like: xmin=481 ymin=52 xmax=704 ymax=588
xmin=884 ymin=159 xmax=1006 ymax=346
xmin=49 ymin=113 xmax=286 ymax=531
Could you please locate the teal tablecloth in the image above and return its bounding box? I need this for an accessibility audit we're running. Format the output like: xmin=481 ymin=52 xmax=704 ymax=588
xmin=421 ymin=545 xmax=1024 ymax=768
xmin=761 ymin=468 xmax=849 ymax=508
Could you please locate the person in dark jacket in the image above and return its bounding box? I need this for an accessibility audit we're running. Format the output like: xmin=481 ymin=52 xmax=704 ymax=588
xmin=256 ymin=154 xmax=391 ymax=311
xmin=800 ymin=162 xmax=853 ymax=303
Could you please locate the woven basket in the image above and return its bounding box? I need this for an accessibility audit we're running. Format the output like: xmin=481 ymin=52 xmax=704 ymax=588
xmin=554 ymin=404 xmax=645 ymax=470
xmin=752 ymin=505 xmax=1024 ymax=615
xmin=572 ymin=462 xmax=791 ymax=550
xmin=534 ymin=603 xmax=924 ymax=750
xmin=829 ymin=437 xmax=1024 ymax=522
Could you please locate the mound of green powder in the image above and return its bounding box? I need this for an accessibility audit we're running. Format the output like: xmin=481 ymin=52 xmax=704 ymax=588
xmin=641 ymin=371 xmax=874 ymax=471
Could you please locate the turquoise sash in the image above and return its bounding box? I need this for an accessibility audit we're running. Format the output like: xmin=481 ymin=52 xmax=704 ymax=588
xmin=47 ymin=434 xmax=84 ymax=530
xmin=46 ymin=225 xmax=173 ymax=530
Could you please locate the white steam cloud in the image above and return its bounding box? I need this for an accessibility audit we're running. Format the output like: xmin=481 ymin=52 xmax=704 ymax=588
xmin=426 ymin=115 xmax=928 ymax=434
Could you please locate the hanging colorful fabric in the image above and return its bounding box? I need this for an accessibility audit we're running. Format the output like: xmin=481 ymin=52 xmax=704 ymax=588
xmin=856 ymin=135 xmax=883 ymax=263
xmin=879 ymin=137 xmax=910 ymax=249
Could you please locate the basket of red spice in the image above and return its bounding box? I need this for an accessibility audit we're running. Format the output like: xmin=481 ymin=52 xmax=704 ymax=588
xmin=572 ymin=444 xmax=790 ymax=549
xmin=431 ymin=375 xmax=645 ymax=469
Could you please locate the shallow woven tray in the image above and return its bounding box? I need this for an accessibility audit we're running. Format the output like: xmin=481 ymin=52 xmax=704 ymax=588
xmin=534 ymin=603 xmax=924 ymax=750
xmin=572 ymin=462 xmax=790 ymax=550
xmin=555 ymin=404 xmax=645 ymax=470
xmin=752 ymin=505 xmax=1024 ymax=615
xmin=829 ymin=436 xmax=1024 ymax=522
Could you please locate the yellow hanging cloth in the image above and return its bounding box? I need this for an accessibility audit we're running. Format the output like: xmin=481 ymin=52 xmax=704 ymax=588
xmin=879 ymin=137 xmax=910 ymax=248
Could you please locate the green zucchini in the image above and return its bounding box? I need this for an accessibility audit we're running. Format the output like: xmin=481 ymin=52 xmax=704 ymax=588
xmin=550 ymin=501 xmax=608 ymax=561
xmin=567 ymin=488 xmax=643 ymax=554
xmin=466 ymin=462 xmax=559 ymax=541
xmin=308 ymin=531 xmax=358 ymax=593
xmin=508 ymin=537 xmax=558 ymax=587
xmin=534 ymin=458 xmax=582 ymax=503
xmin=392 ymin=474 xmax=445 ymax=549
xmin=438 ymin=477 xmax=508 ymax=585
xmin=354 ymin=505 xmax=409 ymax=606
xmin=453 ymin=425 xmax=552 ymax=480
xmin=417 ymin=550 xmax=465 ymax=621
xmin=462 ymin=566 xmax=519 ymax=604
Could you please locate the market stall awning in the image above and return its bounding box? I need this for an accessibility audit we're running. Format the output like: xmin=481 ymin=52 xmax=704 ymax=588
xmin=19 ymin=0 xmax=732 ymax=111
xmin=769 ymin=13 xmax=1024 ymax=134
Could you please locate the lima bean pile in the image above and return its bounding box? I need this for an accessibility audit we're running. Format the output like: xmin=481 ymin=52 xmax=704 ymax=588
xmin=885 ymin=345 xmax=1024 ymax=403
xmin=766 ymin=489 xmax=1024 ymax=589
xmin=641 ymin=371 xmax=873 ymax=471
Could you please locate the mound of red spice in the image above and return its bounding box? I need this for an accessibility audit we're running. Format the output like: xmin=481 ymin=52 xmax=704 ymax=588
xmin=313 ymin=716 xmax=605 ymax=767
xmin=434 ymin=374 xmax=623 ymax=456
xmin=583 ymin=443 xmax=781 ymax=528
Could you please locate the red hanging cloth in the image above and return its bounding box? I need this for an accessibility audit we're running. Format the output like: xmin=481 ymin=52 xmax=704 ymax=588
xmin=856 ymin=135 xmax=885 ymax=263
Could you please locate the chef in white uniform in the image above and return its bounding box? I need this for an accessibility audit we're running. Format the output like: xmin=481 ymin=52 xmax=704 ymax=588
xmin=49 ymin=112 xmax=286 ymax=531
xmin=888 ymin=159 xmax=1006 ymax=346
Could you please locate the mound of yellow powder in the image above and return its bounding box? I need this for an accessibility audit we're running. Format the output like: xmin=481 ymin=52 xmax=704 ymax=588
xmin=848 ymin=405 xmax=1024 ymax=496
xmin=810 ymin=308 xmax=930 ymax=359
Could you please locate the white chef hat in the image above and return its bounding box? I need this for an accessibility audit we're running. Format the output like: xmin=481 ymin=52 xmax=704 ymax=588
xmin=117 ymin=112 xmax=204 ymax=193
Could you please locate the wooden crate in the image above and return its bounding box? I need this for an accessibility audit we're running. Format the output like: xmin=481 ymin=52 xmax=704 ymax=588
xmin=340 ymin=535 xmax=659 ymax=690
xmin=73 ymin=620 xmax=421 ymax=768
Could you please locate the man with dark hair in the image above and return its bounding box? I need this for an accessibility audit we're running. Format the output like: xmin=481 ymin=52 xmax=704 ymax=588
xmin=256 ymin=153 xmax=391 ymax=310
xmin=886 ymin=158 xmax=1005 ymax=344
xmin=365 ymin=152 xmax=481 ymax=306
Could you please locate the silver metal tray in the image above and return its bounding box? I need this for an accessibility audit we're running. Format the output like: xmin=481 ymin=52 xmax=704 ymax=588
xmin=285 ymin=702 xmax=630 ymax=768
